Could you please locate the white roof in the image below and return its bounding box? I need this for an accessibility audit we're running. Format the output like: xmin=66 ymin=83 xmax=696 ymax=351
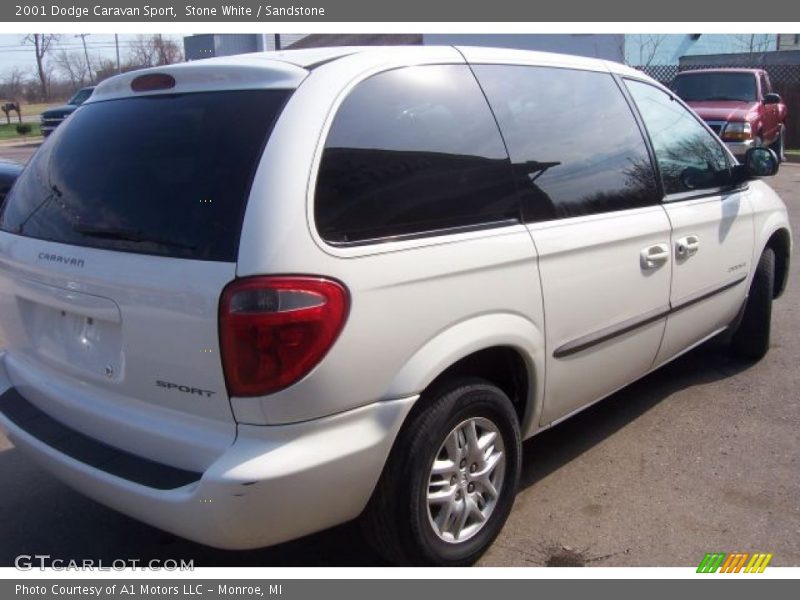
xmin=89 ymin=46 xmax=651 ymax=102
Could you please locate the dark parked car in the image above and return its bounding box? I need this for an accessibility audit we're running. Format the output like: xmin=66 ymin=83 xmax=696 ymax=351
xmin=0 ymin=159 xmax=22 ymax=206
xmin=40 ymin=86 xmax=95 ymax=137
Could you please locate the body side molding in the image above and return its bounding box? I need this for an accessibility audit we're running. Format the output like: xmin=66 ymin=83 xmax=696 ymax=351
xmin=553 ymin=275 xmax=748 ymax=359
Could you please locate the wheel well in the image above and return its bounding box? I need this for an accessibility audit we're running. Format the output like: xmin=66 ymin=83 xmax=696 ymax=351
xmin=419 ymin=347 xmax=530 ymax=425
xmin=766 ymin=228 xmax=790 ymax=299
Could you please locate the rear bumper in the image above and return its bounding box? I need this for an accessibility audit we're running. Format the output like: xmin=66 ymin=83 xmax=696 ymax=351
xmin=0 ymin=352 xmax=416 ymax=549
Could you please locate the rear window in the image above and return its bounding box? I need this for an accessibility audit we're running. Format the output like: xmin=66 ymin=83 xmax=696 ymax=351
xmin=0 ymin=90 xmax=290 ymax=262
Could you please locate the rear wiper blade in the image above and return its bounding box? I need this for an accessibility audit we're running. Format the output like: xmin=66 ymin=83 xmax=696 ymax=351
xmin=15 ymin=185 xmax=62 ymax=234
xmin=72 ymin=224 xmax=196 ymax=250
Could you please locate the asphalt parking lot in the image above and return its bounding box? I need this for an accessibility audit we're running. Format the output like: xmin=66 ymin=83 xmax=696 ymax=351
xmin=0 ymin=142 xmax=798 ymax=567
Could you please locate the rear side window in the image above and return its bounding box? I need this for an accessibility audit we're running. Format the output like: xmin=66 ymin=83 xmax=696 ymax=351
xmin=314 ymin=65 xmax=517 ymax=244
xmin=473 ymin=65 xmax=660 ymax=223
xmin=1 ymin=90 xmax=290 ymax=262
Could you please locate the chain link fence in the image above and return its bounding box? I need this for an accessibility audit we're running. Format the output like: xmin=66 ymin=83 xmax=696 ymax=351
xmin=634 ymin=64 xmax=800 ymax=148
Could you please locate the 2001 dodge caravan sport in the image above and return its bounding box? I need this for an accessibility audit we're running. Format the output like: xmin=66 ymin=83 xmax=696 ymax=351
xmin=0 ymin=46 xmax=791 ymax=566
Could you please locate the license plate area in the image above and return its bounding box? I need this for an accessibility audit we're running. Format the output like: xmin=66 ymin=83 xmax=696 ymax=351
xmin=15 ymin=281 xmax=123 ymax=382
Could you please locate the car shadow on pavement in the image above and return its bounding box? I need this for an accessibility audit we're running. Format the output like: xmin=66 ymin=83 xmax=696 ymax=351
xmin=517 ymin=339 xmax=756 ymax=491
xmin=0 ymin=339 xmax=755 ymax=567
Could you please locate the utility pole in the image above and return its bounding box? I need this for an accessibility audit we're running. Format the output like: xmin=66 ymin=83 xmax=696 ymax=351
xmin=115 ymin=34 xmax=121 ymax=73
xmin=274 ymin=34 xmax=281 ymax=51
xmin=76 ymin=33 xmax=94 ymax=84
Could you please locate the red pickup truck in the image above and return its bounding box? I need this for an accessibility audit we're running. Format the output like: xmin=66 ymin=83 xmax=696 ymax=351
xmin=672 ymin=68 xmax=787 ymax=161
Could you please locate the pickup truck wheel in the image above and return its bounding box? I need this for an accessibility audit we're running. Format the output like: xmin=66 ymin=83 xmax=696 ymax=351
xmin=362 ymin=378 xmax=521 ymax=566
xmin=730 ymin=247 xmax=775 ymax=360
xmin=769 ymin=126 xmax=786 ymax=162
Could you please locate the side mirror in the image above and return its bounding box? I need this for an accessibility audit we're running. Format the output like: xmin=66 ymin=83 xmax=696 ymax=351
xmin=731 ymin=147 xmax=779 ymax=184
xmin=763 ymin=93 xmax=782 ymax=105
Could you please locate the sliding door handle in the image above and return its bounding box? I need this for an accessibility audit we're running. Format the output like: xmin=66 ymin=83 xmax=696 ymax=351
xmin=676 ymin=235 xmax=700 ymax=258
xmin=641 ymin=243 xmax=670 ymax=269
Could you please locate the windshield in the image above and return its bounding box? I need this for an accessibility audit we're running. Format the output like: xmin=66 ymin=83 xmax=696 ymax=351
xmin=672 ymin=72 xmax=757 ymax=103
xmin=1 ymin=89 xmax=290 ymax=261
xmin=68 ymin=88 xmax=94 ymax=105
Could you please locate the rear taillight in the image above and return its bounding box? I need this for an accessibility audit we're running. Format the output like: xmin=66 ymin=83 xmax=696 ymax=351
xmin=219 ymin=277 xmax=349 ymax=396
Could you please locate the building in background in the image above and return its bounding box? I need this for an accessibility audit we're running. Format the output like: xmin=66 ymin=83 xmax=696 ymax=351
xmin=184 ymin=33 xmax=625 ymax=62
xmin=624 ymin=34 xmax=782 ymax=66
xmin=183 ymin=33 xmax=799 ymax=67
xmin=420 ymin=34 xmax=624 ymax=61
xmin=777 ymin=34 xmax=800 ymax=51
xmin=292 ymin=34 xmax=624 ymax=61
xmin=287 ymin=33 xmax=422 ymax=49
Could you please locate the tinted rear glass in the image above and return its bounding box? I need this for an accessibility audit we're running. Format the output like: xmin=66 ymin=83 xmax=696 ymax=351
xmin=0 ymin=90 xmax=289 ymax=262
xmin=473 ymin=65 xmax=659 ymax=222
xmin=314 ymin=65 xmax=518 ymax=244
xmin=672 ymin=73 xmax=757 ymax=103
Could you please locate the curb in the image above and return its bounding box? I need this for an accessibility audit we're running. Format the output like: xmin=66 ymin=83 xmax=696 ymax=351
xmin=0 ymin=137 xmax=43 ymax=148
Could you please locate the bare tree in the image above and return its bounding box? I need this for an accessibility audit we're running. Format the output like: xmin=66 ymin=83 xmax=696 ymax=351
xmin=53 ymin=50 xmax=90 ymax=87
xmin=127 ymin=35 xmax=156 ymax=68
xmin=734 ymin=34 xmax=775 ymax=55
xmin=0 ymin=67 xmax=26 ymax=101
xmin=127 ymin=34 xmax=183 ymax=69
xmin=23 ymin=34 xmax=59 ymax=100
xmin=153 ymin=34 xmax=183 ymax=65
xmin=630 ymin=34 xmax=667 ymax=67
xmin=93 ymin=58 xmax=126 ymax=84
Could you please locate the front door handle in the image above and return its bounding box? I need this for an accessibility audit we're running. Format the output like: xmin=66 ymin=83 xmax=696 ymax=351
xmin=641 ymin=243 xmax=670 ymax=269
xmin=676 ymin=235 xmax=700 ymax=259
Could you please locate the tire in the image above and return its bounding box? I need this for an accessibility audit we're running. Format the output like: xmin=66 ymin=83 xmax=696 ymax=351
xmin=769 ymin=126 xmax=786 ymax=162
xmin=730 ymin=247 xmax=775 ymax=360
xmin=362 ymin=378 xmax=521 ymax=566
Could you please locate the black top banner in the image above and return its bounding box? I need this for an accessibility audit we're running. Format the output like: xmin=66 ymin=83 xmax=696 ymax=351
xmin=5 ymin=0 xmax=800 ymax=22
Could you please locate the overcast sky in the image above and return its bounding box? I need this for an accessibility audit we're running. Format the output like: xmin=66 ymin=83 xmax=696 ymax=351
xmin=0 ymin=34 xmax=186 ymax=76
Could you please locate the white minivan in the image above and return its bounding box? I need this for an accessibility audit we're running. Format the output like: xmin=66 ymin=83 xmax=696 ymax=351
xmin=0 ymin=46 xmax=791 ymax=566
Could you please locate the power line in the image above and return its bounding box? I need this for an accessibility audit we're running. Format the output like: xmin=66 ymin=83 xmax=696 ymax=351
xmin=0 ymin=46 xmax=147 ymax=54
xmin=0 ymin=35 xmax=183 ymax=51
xmin=0 ymin=43 xmax=180 ymax=53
